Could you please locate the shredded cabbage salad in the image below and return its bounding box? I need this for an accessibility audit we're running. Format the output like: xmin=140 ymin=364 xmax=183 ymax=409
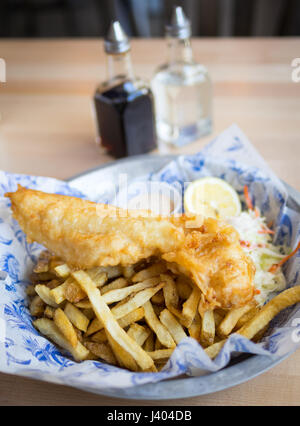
xmin=228 ymin=210 xmax=288 ymax=306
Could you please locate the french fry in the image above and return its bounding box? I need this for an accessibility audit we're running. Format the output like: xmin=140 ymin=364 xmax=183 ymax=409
xmin=88 ymin=266 xmax=121 ymax=281
xmin=26 ymin=284 xmax=36 ymax=297
xmin=238 ymin=286 xmax=300 ymax=340
xmin=54 ymin=308 xmax=78 ymax=348
xmin=176 ymin=275 xmax=192 ymax=300
xmin=155 ymin=361 xmax=168 ymax=371
xmin=54 ymin=264 xmax=71 ymax=278
xmin=75 ymin=328 xmax=83 ymax=343
xmin=48 ymin=258 xmax=64 ymax=273
xmin=44 ymin=306 xmax=55 ymax=319
xmin=159 ymin=309 xmax=187 ymax=344
xmin=102 ymin=277 xmax=161 ymax=305
xmin=132 ymin=262 xmax=167 ymax=283
xmin=33 ymin=254 xmax=49 ymax=273
xmin=75 ymin=299 xmax=92 ymax=309
xmin=118 ymin=307 xmax=145 ymax=329
xmin=252 ymin=324 xmax=269 ymax=343
xmin=181 ymin=286 xmax=201 ymax=328
xmin=87 ymin=269 xmax=108 ymax=287
xmin=29 ymin=295 xmax=45 ymax=317
xmin=147 ymin=349 xmax=174 ymax=360
xmin=127 ymin=323 xmax=151 ymax=347
xmin=37 ymin=250 xmax=52 ymax=261
xmin=153 ymin=304 xmax=165 ymax=317
xmin=234 ymin=306 xmax=260 ymax=330
xmin=161 ymin=274 xmax=179 ymax=309
xmin=122 ymin=265 xmax=135 ymax=279
xmin=143 ymin=301 xmax=176 ymax=349
xmin=101 ymin=277 xmax=128 ymax=295
xmin=50 ymin=279 xmax=70 ymax=304
xmin=205 ymin=339 xmax=226 ymax=359
xmin=143 ymin=331 xmax=155 ymax=352
xmin=161 ymin=274 xmax=183 ymax=320
xmin=72 ymin=270 xmax=156 ymax=371
xmin=30 ymin=271 xmax=56 ymax=282
xmin=84 ymin=341 xmax=117 ymax=365
xmin=101 ymin=266 xmax=122 ymax=279
xmin=188 ymin=311 xmax=201 ymax=341
xmin=155 ymin=337 xmax=163 ymax=350
xmin=45 ymin=279 xmax=61 ymax=290
xmin=110 ymin=283 xmax=165 ymax=320
xmin=89 ymin=307 xmax=145 ymax=339
xmin=200 ymin=310 xmax=215 ymax=347
xmin=34 ymin=318 xmax=90 ymax=362
xmin=35 ymin=284 xmax=59 ymax=308
xmin=31 ymin=244 xmax=300 ymax=373
xmin=218 ymin=304 xmax=253 ymax=338
xmin=206 ymin=286 xmax=300 ymax=359
xmin=85 ymin=317 xmax=104 ymax=336
xmin=82 ymin=308 xmax=95 ymax=320
xmin=64 ymin=302 xmax=90 ymax=332
xmin=91 ymin=329 xmax=107 ymax=343
xmin=64 ymin=280 xmax=86 ymax=303
xmin=105 ymin=329 xmax=139 ymax=371
xmin=151 ymin=290 xmax=165 ymax=305
xmin=213 ymin=310 xmax=224 ymax=328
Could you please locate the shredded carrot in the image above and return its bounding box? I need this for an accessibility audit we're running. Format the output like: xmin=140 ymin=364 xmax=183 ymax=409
xmin=240 ymin=240 xmax=251 ymax=248
xmin=268 ymin=221 xmax=273 ymax=229
xmin=254 ymin=207 xmax=260 ymax=217
xmin=255 ymin=289 xmax=261 ymax=295
xmin=258 ymin=228 xmax=275 ymax=235
xmin=244 ymin=185 xmax=253 ymax=210
xmin=269 ymin=240 xmax=300 ymax=273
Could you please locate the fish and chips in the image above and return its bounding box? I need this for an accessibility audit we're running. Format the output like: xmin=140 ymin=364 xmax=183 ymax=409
xmin=5 ymin=185 xmax=300 ymax=372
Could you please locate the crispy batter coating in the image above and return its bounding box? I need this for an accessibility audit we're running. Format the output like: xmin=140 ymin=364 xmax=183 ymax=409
xmin=6 ymin=186 xmax=255 ymax=309
xmin=163 ymin=218 xmax=255 ymax=311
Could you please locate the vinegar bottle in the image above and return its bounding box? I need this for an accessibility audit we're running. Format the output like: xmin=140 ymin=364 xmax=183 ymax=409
xmin=151 ymin=7 xmax=213 ymax=147
xmin=93 ymin=21 xmax=157 ymax=158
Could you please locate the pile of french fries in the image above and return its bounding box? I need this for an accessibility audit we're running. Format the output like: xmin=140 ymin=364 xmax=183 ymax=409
xmin=28 ymin=251 xmax=300 ymax=372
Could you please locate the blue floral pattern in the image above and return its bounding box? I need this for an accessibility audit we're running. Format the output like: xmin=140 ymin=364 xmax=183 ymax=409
xmin=0 ymin=124 xmax=300 ymax=393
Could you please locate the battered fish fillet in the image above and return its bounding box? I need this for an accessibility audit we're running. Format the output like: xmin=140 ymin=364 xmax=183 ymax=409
xmin=6 ymin=186 xmax=255 ymax=310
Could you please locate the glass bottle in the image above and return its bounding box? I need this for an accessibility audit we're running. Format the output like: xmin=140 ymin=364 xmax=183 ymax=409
xmin=151 ymin=7 xmax=213 ymax=147
xmin=93 ymin=21 xmax=157 ymax=158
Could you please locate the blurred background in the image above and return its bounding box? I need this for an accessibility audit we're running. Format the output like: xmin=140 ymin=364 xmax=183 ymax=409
xmin=1 ymin=0 xmax=300 ymax=38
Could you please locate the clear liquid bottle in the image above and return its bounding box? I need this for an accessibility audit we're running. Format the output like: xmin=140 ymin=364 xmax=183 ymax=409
xmin=151 ymin=7 xmax=213 ymax=147
xmin=93 ymin=21 xmax=157 ymax=158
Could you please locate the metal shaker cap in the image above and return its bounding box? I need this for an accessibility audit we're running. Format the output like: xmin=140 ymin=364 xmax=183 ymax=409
xmin=166 ymin=6 xmax=191 ymax=39
xmin=104 ymin=21 xmax=130 ymax=54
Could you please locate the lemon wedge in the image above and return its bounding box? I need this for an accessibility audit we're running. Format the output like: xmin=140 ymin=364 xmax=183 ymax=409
xmin=184 ymin=177 xmax=241 ymax=219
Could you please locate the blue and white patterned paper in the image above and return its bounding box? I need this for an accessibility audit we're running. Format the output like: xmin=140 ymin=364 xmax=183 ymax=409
xmin=1 ymin=124 xmax=300 ymax=392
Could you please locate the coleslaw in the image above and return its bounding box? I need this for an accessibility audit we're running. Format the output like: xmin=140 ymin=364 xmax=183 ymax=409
xmin=228 ymin=209 xmax=288 ymax=306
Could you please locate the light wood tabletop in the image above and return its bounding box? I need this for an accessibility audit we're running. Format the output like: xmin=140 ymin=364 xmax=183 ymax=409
xmin=0 ymin=38 xmax=300 ymax=406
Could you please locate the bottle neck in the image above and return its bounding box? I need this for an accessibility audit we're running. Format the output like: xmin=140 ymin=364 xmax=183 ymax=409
xmin=106 ymin=51 xmax=134 ymax=85
xmin=167 ymin=37 xmax=194 ymax=64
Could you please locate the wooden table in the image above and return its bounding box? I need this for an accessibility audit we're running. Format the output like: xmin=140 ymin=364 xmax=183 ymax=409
xmin=1 ymin=38 xmax=300 ymax=406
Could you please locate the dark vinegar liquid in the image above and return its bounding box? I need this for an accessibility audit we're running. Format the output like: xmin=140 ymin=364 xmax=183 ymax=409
xmin=94 ymin=80 xmax=157 ymax=158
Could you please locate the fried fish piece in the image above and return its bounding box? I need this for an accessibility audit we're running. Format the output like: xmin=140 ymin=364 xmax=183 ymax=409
xmin=6 ymin=186 xmax=255 ymax=310
xmin=7 ymin=185 xmax=185 ymax=268
xmin=163 ymin=218 xmax=255 ymax=311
